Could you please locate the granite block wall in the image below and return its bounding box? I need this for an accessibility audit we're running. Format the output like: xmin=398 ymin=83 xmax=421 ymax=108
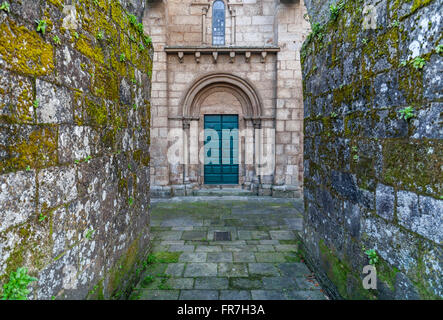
xmin=0 ymin=0 xmax=152 ymax=299
xmin=302 ymin=0 xmax=442 ymax=299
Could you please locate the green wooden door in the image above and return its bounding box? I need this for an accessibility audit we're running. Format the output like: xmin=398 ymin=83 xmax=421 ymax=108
xmin=204 ymin=115 xmax=239 ymax=184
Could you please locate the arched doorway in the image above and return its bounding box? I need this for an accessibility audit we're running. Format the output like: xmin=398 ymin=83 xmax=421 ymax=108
xmin=180 ymin=73 xmax=265 ymax=189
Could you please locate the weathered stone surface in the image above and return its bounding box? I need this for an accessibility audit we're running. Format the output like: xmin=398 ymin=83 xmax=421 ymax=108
xmin=398 ymin=191 xmax=442 ymax=244
xmin=411 ymin=103 xmax=443 ymax=139
xmin=184 ymin=263 xmax=218 ymax=277
xmin=36 ymin=80 xmax=73 ymax=124
xmin=0 ymin=0 xmax=153 ymax=300
xmin=58 ymin=126 xmax=92 ymax=163
xmin=179 ymin=290 xmax=218 ymax=300
xmin=0 ymin=171 xmax=35 ymax=232
xmin=38 ymin=167 xmax=77 ymax=209
xmin=219 ymin=290 xmax=251 ymax=300
xmin=375 ymin=184 xmax=395 ymax=222
xmin=303 ymin=0 xmax=441 ymax=300
xmin=194 ymin=277 xmax=229 ymax=290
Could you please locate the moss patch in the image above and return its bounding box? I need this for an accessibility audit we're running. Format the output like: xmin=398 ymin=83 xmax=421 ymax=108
xmin=0 ymin=19 xmax=54 ymax=76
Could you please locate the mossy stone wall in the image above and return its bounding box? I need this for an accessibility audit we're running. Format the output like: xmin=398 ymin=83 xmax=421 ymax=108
xmin=302 ymin=0 xmax=442 ymax=299
xmin=0 ymin=0 xmax=153 ymax=299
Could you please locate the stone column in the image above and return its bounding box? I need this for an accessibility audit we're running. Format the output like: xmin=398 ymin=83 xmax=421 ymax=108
xmin=182 ymin=118 xmax=191 ymax=184
xmin=202 ymin=7 xmax=208 ymax=45
xmin=230 ymin=7 xmax=236 ymax=45
xmin=252 ymin=118 xmax=262 ymax=192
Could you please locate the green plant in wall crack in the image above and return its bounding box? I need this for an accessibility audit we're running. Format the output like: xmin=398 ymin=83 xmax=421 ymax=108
xmin=85 ymin=229 xmax=94 ymax=240
xmin=364 ymin=249 xmax=379 ymax=265
xmin=128 ymin=196 xmax=134 ymax=206
xmin=96 ymin=31 xmax=104 ymax=41
xmin=436 ymin=44 xmax=443 ymax=55
xmin=411 ymin=57 xmax=426 ymax=70
xmin=84 ymin=155 xmax=92 ymax=163
xmin=399 ymin=106 xmax=415 ymax=121
xmin=129 ymin=14 xmax=138 ymax=26
xmin=38 ymin=213 xmax=47 ymax=222
xmin=138 ymin=43 xmax=145 ymax=52
xmin=329 ymin=1 xmax=344 ymax=21
xmin=1 ymin=267 xmax=37 ymax=300
xmin=119 ymin=53 xmax=126 ymax=62
xmin=390 ymin=20 xmax=400 ymax=28
xmin=136 ymin=23 xmax=144 ymax=34
xmin=33 ymin=99 xmax=39 ymax=108
xmin=53 ymin=35 xmax=61 ymax=45
xmin=330 ymin=111 xmax=338 ymax=119
xmin=352 ymin=146 xmax=359 ymax=161
xmin=35 ymin=19 xmax=47 ymax=35
xmin=0 ymin=1 xmax=10 ymax=12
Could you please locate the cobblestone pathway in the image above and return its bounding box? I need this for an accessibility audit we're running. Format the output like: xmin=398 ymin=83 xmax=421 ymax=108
xmin=129 ymin=197 xmax=328 ymax=300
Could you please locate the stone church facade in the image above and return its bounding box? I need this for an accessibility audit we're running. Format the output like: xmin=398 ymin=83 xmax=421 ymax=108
xmin=144 ymin=0 xmax=310 ymax=198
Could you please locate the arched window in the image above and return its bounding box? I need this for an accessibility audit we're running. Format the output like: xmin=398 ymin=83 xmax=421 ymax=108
xmin=212 ymin=0 xmax=225 ymax=46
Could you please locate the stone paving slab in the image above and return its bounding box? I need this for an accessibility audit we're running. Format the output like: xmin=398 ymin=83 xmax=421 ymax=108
xmin=166 ymin=278 xmax=195 ymax=290
xmin=248 ymin=263 xmax=281 ymax=276
xmin=207 ymin=252 xmax=233 ymax=262
xmin=179 ymin=290 xmax=219 ymax=300
xmin=179 ymin=252 xmax=207 ymax=262
xmin=184 ymin=263 xmax=218 ymax=277
xmin=131 ymin=198 xmax=328 ymax=300
xmin=233 ymin=252 xmax=256 ymax=262
xmin=195 ymin=277 xmax=229 ymax=290
xmin=139 ymin=290 xmax=180 ymax=300
xmin=220 ymin=290 xmax=251 ymax=300
xmin=218 ymin=263 xmax=249 ymax=277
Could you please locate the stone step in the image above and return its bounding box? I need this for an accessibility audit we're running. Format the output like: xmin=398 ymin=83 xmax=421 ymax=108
xmin=193 ymin=188 xmax=255 ymax=197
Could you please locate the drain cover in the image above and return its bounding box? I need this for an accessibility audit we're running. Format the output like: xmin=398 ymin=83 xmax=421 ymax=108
xmin=214 ymin=231 xmax=231 ymax=241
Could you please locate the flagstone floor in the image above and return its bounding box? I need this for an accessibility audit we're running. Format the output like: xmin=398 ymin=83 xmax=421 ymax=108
xmin=129 ymin=196 xmax=328 ymax=300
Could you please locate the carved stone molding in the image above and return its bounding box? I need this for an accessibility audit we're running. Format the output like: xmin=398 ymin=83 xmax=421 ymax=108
xmin=178 ymin=51 xmax=184 ymax=63
xmin=182 ymin=119 xmax=191 ymax=130
xmin=261 ymin=51 xmax=267 ymax=63
xmin=166 ymin=46 xmax=280 ymax=64
xmin=212 ymin=52 xmax=218 ymax=63
xmin=195 ymin=51 xmax=201 ymax=63
xmin=229 ymin=51 xmax=236 ymax=63
xmin=181 ymin=72 xmax=264 ymax=118
xmin=252 ymin=118 xmax=262 ymax=129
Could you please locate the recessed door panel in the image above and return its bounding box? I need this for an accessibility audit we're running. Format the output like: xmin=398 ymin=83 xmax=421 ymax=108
xmin=204 ymin=115 xmax=239 ymax=184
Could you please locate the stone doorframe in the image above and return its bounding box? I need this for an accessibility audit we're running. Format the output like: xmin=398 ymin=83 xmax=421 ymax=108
xmin=170 ymin=72 xmax=274 ymax=193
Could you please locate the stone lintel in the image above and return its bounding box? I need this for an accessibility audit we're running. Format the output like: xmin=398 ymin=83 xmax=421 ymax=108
xmin=169 ymin=116 xmax=275 ymax=122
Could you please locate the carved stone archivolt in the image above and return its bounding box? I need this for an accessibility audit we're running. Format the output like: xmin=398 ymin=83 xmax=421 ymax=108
xmin=181 ymin=72 xmax=263 ymax=118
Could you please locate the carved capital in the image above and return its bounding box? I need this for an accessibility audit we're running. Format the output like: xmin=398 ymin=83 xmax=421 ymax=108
xmin=183 ymin=119 xmax=191 ymax=130
xmin=178 ymin=51 xmax=184 ymax=63
xmin=253 ymin=118 xmax=262 ymax=129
